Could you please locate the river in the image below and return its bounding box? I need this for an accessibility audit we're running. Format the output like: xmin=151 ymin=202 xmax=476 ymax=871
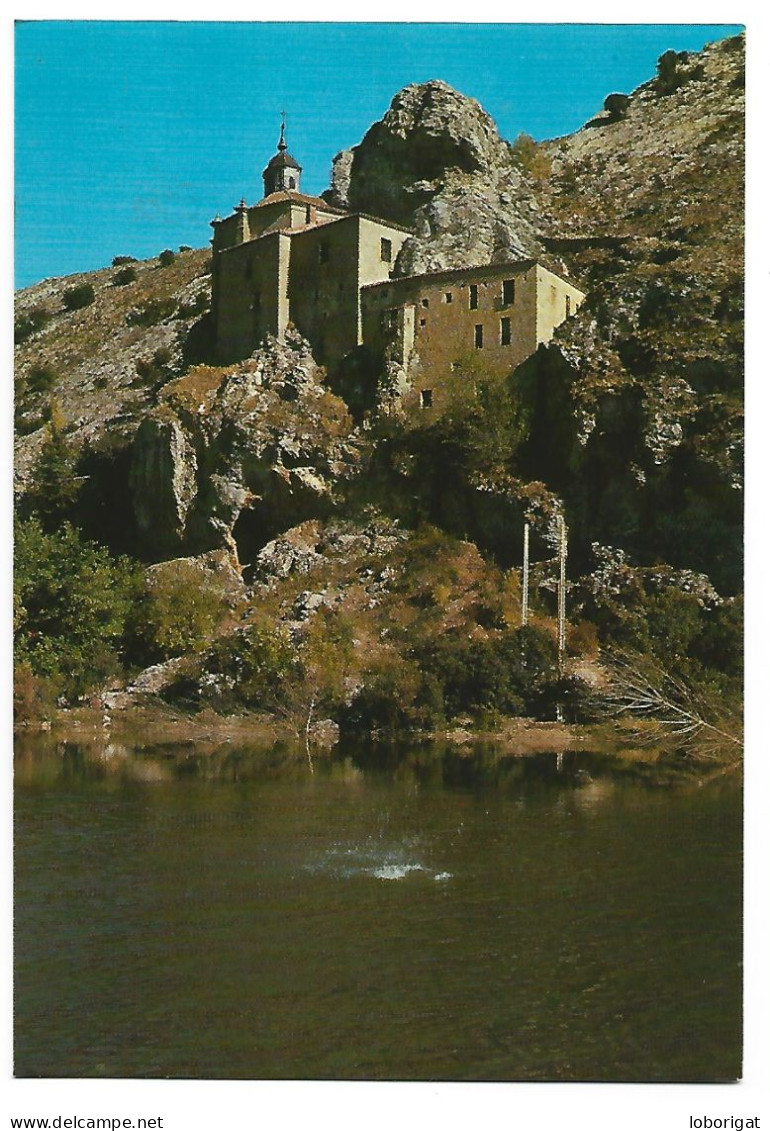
xmin=14 ymin=737 xmax=742 ymax=1081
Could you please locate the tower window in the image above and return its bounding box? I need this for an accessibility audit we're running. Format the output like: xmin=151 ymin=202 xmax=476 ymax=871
xmin=444 ymin=291 xmax=453 ymax=304
xmin=469 ymin=284 xmax=478 ymax=310
xmin=420 ymin=389 xmax=433 ymax=409
xmin=419 ymin=318 xmax=427 ymax=327
xmin=502 ymin=279 xmax=516 ymax=306
xmin=421 ymin=297 xmax=429 ymax=308
xmin=381 ymin=238 xmax=392 ymax=263
xmin=500 ymin=317 xmax=511 ymax=346
xmin=474 ymin=324 xmax=484 ymax=349
xmin=288 ymin=176 xmax=296 ymax=190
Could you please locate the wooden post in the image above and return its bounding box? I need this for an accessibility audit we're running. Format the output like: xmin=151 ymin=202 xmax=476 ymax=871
xmin=521 ymin=521 xmax=530 ymax=627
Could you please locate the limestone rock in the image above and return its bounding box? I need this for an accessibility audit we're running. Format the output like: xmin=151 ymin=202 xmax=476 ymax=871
xmin=128 ymin=330 xmax=361 ymax=564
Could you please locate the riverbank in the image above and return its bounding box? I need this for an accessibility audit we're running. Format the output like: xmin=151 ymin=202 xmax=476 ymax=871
xmin=14 ymin=701 xmax=740 ymax=777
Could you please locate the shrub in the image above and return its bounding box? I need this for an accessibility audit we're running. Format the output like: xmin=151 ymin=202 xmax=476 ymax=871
xmin=131 ymin=560 xmax=228 ymax=663
xmin=509 ymin=133 xmax=552 ymax=181
xmin=112 ymin=266 xmax=137 ymax=286
xmin=179 ymin=245 xmax=192 ymax=253
xmin=158 ymin=249 xmax=176 ymax=267
xmin=14 ymin=304 xmax=51 ymax=344
xmin=126 ymin=297 xmax=177 ymax=327
xmin=134 ymin=346 xmax=174 ymax=386
xmin=26 ymin=365 xmax=58 ymax=394
xmin=205 ymin=622 xmax=297 ymax=710
xmin=603 ymin=93 xmax=630 ymax=119
xmin=112 ymin=255 xmax=137 ymax=266
xmin=62 ymin=283 xmax=96 ymax=311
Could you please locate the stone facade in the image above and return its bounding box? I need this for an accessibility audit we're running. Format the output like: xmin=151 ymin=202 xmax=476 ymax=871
xmin=210 ymin=130 xmax=585 ymax=391
xmin=361 ymin=261 xmax=585 ymax=404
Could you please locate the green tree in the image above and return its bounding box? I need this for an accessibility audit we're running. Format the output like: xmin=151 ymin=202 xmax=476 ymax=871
xmin=131 ymin=560 xmax=228 ymax=662
xmin=14 ymin=517 xmax=142 ymax=698
xmin=21 ymin=406 xmax=81 ymax=529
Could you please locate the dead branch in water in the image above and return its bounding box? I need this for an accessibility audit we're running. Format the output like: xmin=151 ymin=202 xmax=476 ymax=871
xmin=600 ymin=650 xmax=743 ymax=764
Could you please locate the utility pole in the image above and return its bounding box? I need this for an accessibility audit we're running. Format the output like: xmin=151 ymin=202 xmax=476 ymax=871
xmin=556 ymin=514 xmax=568 ymax=727
xmin=557 ymin=513 xmax=567 ymax=666
xmin=521 ymin=521 xmax=530 ymax=627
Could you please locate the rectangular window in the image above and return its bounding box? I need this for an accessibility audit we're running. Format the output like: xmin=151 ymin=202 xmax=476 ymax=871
xmin=319 ymin=241 xmax=330 ymax=264
xmin=388 ymin=309 xmax=398 ymax=329
xmin=500 ymin=317 xmax=511 ymax=346
xmin=474 ymin=324 xmax=483 ymax=349
xmin=444 ymin=291 xmax=453 ymax=304
xmin=502 ymin=279 xmax=515 ymax=306
xmin=420 ymin=389 xmax=433 ymax=409
xmin=421 ymin=297 xmax=429 ymax=308
xmin=469 ymin=284 xmax=478 ymax=310
xmin=419 ymin=318 xmax=427 ymax=327
xmin=381 ymin=238 xmax=392 ymax=263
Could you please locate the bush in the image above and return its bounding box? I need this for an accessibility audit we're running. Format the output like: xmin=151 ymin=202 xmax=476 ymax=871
xmin=14 ymin=517 xmax=142 ymax=698
xmin=126 ymin=298 xmax=177 ymax=327
xmin=131 ymin=560 xmax=228 ymax=663
xmin=509 ymin=133 xmax=552 ymax=181
xmin=134 ymin=346 xmax=174 ymax=386
xmin=26 ymin=365 xmax=58 ymax=394
xmin=15 ymin=304 xmax=51 ymax=344
xmin=205 ymin=623 xmax=296 ymax=710
xmin=62 ymin=283 xmax=95 ymax=311
xmin=179 ymin=245 xmax=192 ymax=253
xmin=112 ymin=266 xmax=137 ymax=286
xmin=422 ymin=625 xmax=559 ymax=721
xmin=158 ymin=249 xmax=176 ymax=267
xmin=112 ymin=255 xmax=137 ymax=266
xmin=603 ymin=93 xmax=630 ymax=119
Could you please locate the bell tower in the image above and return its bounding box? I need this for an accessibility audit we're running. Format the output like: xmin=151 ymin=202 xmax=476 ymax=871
xmin=262 ymin=114 xmax=302 ymax=197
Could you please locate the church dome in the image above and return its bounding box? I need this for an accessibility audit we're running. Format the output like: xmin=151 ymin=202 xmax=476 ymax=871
xmin=262 ymin=120 xmax=302 ymax=195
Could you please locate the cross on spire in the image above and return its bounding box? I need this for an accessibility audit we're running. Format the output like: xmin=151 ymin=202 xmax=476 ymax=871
xmin=278 ymin=109 xmax=287 ymax=150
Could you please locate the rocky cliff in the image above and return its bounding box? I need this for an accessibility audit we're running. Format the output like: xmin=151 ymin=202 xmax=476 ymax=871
xmin=14 ymin=33 xmax=744 ymax=725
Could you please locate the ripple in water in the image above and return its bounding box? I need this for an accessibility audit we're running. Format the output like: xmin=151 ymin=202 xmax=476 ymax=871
xmin=306 ymin=841 xmax=451 ymax=882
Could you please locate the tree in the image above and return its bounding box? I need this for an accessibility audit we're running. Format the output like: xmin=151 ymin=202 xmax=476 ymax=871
xmin=21 ymin=405 xmax=81 ymax=529
xmin=14 ymin=517 xmax=142 ymax=698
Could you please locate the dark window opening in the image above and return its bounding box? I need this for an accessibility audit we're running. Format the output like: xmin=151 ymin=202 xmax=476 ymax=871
xmin=419 ymin=318 xmax=427 ymax=327
xmin=381 ymin=238 xmax=392 ymax=263
xmin=421 ymin=297 xmax=429 ymax=308
xmin=305 ymin=205 xmax=312 ymax=224
xmin=566 ymin=295 xmax=572 ymax=317
xmin=500 ymin=317 xmax=511 ymax=346
xmin=469 ymin=284 xmax=478 ymax=310
xmin=474 ymin=324 xmax=484 ymax=349
xmin=502 ymin=279 xmax=515 ymax=306
xmin=420 ymin=389 xmax=433 ymax=409
xmin=444 ymin=291 xmax=453 ymax=304
xmin=319 ymin=242 xmax=330 ymax=265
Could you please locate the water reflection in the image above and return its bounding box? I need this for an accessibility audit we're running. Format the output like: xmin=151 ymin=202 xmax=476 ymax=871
xmin=15 ymin=731 xmax=742 ymax=1081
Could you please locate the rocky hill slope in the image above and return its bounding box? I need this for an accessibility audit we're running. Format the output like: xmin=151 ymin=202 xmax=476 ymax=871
xmin=14 ymin=33 xmax=744 ymax=734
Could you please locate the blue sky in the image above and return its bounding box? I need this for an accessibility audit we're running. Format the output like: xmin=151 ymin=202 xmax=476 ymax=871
xmin=14 ymin=21 xmax=741 ymax=289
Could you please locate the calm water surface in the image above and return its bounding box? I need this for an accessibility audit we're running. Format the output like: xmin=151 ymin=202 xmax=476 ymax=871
xmin=14 ymin=738 xmax=742 ymax=1081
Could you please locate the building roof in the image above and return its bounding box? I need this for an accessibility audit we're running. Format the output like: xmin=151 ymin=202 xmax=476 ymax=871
xmin=264 ymin=149 xmax=302 ymax=172
xmin=254 ymin=190 xmax=348 ymax=213
xmin=361 ymin=258 xmax=583 ymax=295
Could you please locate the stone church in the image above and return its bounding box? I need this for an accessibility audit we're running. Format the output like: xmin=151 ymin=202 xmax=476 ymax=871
xmin=210 ymin=126 xmax=585 ymax=403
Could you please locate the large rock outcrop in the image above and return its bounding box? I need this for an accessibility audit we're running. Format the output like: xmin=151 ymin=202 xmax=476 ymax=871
xmin=326 ymin=79 xmax=546 ymax=274
xmin=129 ymin=330 xmax=362 ymax=565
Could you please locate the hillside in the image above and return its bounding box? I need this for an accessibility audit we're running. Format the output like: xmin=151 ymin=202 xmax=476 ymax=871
xmin=13 ymin=34 xmax=744 ymax=753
